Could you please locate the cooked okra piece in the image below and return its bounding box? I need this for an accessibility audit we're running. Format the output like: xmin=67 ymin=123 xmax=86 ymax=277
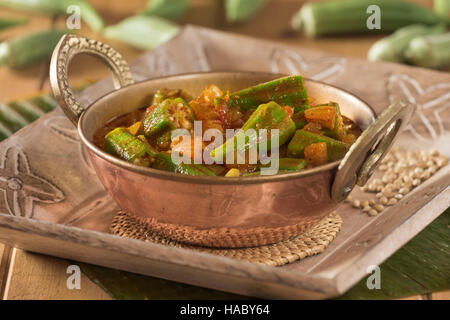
xmin=211 ymin=101 xmax=296 ymax=160
xmin=243 ymin=169 xmax=295 ymax=176
xmin=259 ymin=158 xmax=307 ymax=172
xmin=278 ymin=158 xmax=308 ymax=171
xmin=150 ymin=151 xmax=216 ymax=176
xmin=143 ymin=98 xmax=195 ymax=136
xmin=152 ymin=88 xmax=193 ymax=105
xmin=176 ymin=164 xmax=216 ymax=176
xmin=287 ymin=130 xmax=349 ymax=162
xmin=104 ymin=127 xmax=155 ymax=166
xmin=216 ymin=76 xmax=310 ymax=112
xmin=292 ymin=110 xmax=307 ymax=129
xmin=305 ymin=102 xmax=345 ymax=140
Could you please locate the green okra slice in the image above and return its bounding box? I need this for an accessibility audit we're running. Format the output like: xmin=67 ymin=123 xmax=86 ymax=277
xmin=277 ymin=158 xmax=308 ymax=171
xmin=150 ymin=151 xmax=216 ymax=176
xmin=215 ymin=75 xmax=310 ymax=112
xmin=176 ymin=163 xmax=216 ymax=176
xmin=287 ymin=130 xmax=349 ymax=162
xmin=104 ymin=127 xmax=155 ymax=167
xmin=258 ymin=158 xmax=307 ymax=173
xmin=243 ymin=169 xmax=295 ymax=176
xmin=211 ymin=101 xmax=296 ymax=161
xmin=306 ymin=102 xmax=345 ymax=139
xmin=152 ymin=88 xmax=193 ymax=105
xmin=143 ymin=98 xmax=195 ymax=137
xmin=292 ymin=110 xmax=307 ymax=129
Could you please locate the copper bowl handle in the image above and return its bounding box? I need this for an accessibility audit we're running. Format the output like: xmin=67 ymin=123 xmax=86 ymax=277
xmin=331 ymin=101 xmax=414 ymax=202
xmin=49 ymin=34 xmax=135 ymax=126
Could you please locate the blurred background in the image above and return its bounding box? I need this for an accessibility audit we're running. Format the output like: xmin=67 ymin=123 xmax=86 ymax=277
xmin=0 ymin=0 xmax=447 ymax=112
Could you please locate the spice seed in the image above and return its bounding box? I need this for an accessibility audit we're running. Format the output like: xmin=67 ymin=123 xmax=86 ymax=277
xmin=352 ymin=200 xmax=361 ymax=208
xmin=368 ymin=209 xmax=378 ymax=216
xmin=362 ymin=206 xmax=371 ymax=212
xmin=380 ymin=196 xmax=388 ymax=205
xmin=395 ymin=194 xmax=403 ymax=200
xmin=374 ymin=204 xmax=384 ymax=212
xmin=388 ymin=198 xmax=398 ymax=206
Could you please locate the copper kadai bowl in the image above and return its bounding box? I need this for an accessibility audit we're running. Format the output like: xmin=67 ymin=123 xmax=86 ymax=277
xmin=50 ymin=35 xmax=414 ymax=248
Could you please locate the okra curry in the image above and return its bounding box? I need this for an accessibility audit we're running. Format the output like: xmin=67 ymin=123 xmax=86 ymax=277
xmin=94 ymin=76 xmax=362 ymax=177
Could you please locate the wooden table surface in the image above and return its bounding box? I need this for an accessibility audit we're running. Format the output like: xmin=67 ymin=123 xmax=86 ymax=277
xmin=0 ymin=0 xmax=448 ymax=300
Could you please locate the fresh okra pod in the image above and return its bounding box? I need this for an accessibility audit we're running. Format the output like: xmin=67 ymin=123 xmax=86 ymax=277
xmin=103 ymin=15 xmax=180 ymax=50
xmin=0 ymin=29 xmax=67 ymax=69
xmin=143 ymin=98 xmax=195 ymax=137
xmin=0 ymin=17 xmax=27 ymax=30
xmin=225 ymin=0 xmax=268 ymax=23
xmin=405 ymin=32 xmax=450 ymax=69
xmin=287 ymin=130 xmax=349 ymax=162
xmin=292 ymin=0 xmax=447 ymax=38
xmin=215 ymin=75 xmax=310 ymax=113
xmin=0 ymin=0 xmax=104 ymax=31
xmin=211 ymin=101 xmax=296 ymax=161
xmin=368 ymin=23 xmax=446 ymax=63
xmin=143 ymin=0 xmax=189 ymax=20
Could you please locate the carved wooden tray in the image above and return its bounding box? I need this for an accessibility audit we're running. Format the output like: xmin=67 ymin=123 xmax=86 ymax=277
xmin=0 ymin=26 xmax=448 ymax=299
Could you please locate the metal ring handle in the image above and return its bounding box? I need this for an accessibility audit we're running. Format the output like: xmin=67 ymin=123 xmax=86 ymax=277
xmin=331 ymin=100 xmax=414 ymax=202
xmin=50 ymin=34 xmax=135 ymax=126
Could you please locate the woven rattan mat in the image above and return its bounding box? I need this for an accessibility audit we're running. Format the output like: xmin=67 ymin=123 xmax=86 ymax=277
xmin=110 ymin=211 xmax=342 ymax=266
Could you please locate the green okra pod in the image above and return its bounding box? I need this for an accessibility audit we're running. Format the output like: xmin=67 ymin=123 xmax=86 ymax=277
xmin=0 ymin=0 xmax=104 ymax=31
xmin=287 ymin=130 xmax=349 ymax=162
xmin=103 ymin=15 xmax=180 ymax=50
xmin=216 ymin=75 xmax=310 ymax=113
xmin=259 ymin=158 xmax=308 ymax=172
xmin=151 ymin=151 xmax=216 ymax=176
xmin=225 ymin=0 xmax=268 ymax=23
xmin=405 ymin=32 xmax=450 ymax=69
xmin=104 ymin=127 xmax=156 ymax=167
xmin=143 ymin=98 xmax=195 ymax=137
xmin=292 ymin=0 xmax=447 ymax=38
xmin=175 ymin=164 xmax=216 ymax=176
xmin=0 ymin=29 xmax=67 ymax=69
xmin=143 ymin=0 xmax=189 ymax=20
xmin=0 ymin=17 xmax=27 ymax=30
xmin=151 ymin=88 xmax=193 ymax=106
xmin=368 ymin=23 xmax=446 ymax=63
xmin=211 ymin=101 xmax=296 ymax=161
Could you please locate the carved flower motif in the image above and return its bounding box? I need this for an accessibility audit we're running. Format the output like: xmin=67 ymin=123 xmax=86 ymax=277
xmin=387 ymin=73 xmax=450 ymax=141
xmin=0 ymin=146 xmax=64 ymax=218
